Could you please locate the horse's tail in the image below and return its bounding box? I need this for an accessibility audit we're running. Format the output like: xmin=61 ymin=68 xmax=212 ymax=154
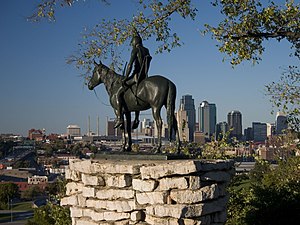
xmin=166 ymin=81 xmax=179 ymax=142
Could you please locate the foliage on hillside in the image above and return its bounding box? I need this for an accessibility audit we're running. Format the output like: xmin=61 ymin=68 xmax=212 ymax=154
xmin=227 ymin=156 xmax=300 ymax=225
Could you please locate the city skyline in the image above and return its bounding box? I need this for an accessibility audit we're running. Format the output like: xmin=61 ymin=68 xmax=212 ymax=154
xmin=1 ymin=1 xmax=298 ymax=136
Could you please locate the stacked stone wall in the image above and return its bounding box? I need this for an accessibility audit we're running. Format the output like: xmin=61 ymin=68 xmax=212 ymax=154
xmin=61 ymin=159 xmax=234 ymax=225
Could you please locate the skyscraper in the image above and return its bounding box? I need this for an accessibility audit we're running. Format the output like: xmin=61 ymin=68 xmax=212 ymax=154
xmin=275 ymin=112 xmax=288 ymax=134
xmin=215 ymin=122 xmax=228 ymax=140
xmin=227 ymin=110 xmax=242 ymax=140
xmin=252 ymin=122 xmax=267 ymax=142
xmin=178 ymin=95 xmax=196 ymax=141
xmin=198 ymin=101 xmax=216 ymax=137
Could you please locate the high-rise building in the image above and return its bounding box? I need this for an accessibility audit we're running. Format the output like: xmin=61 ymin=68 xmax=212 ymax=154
xmin=244 ymin=127 xmax=253 ymax=141
xmin=275 ymin=112 xmax=288 ymax=134
xmin=178 ymin=95 xmax=196 ymax=141
xmin=198 ymin=101 xmax=216 ymax=137
xmin=227 ymin=110 xmax=242 ymax=140
xmin=252 ymin=122 xmax=267 ymax=142
xmin=177 ymin=108 xmax=190 ymax=142
xmin=215 ymin=122 xmax=228 ymax=140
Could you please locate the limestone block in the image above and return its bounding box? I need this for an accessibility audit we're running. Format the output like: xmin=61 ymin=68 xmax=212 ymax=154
xmin=201 ymin=159 xmax=234 ymax=171
xmin=145 ymin=214 xmax=178 ymax=225
xmin=86 ymin=199 xmax=136 ymax=212
xmin=140 ymin=161 xmax=202 ymax=179
xmin=157 ymin=177 xmax=188 ymax=191
xmin=65 ymin=169 xmax=81 ymax=181
xmin=60 ymin=195 xmax=77 ymax=206
xmin=82 ymin=173 xmax=104 ymax=186
xmin=103 ymin=211 xmax=130 ymax=221
xmin=77 ymin=194 xmax=86 ymax=207
xmin=146 ymin=204 xmax=186 ymax=219
xmin=82 ymin=187 xmax=95 ymax=197
xmin=66 ymin=182 xmax=84 ymax=195
xmin=96 ymin=189 xmax=134 ymax=200
xmin=170 ymin=184 xmax=219 ymax=204
xmin=201 ymin=171 xmax=231 ymax=182
xmin=106 ymin=174 xmax=132 ymax=188
xmin=70 ymin=207 xmax=83 ymax=218
xmin=92 ymin=161 xmax=141 ymax=174
xmin=189 ymin=176 xmax=202 ymax=190
xmin=136 ymin=192 xmax=168 ymax=205
xmin=76 ymin=219 xmax=99 ymax=225
xmin=69 ymin=159 xmax=93 ymax=173
xmin=132 ymin=179 xmax=156 ymax=192
xmin=146 ymin=196 xmax=228 ymax=218
xmin=131 ymin=211 xmax=144 ymax=221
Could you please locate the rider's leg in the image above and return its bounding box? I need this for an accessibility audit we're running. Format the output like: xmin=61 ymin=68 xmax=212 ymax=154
xmin=114 ymin=86 xmax=125 ymax=129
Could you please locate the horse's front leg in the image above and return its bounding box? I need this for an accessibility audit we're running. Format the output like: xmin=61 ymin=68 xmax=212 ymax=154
xmin=125 ymin=112 xmax=132 ymax=152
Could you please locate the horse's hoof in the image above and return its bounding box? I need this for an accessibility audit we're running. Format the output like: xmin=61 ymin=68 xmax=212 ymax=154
xmin=125 ymin=147 xmax=132 ymax=152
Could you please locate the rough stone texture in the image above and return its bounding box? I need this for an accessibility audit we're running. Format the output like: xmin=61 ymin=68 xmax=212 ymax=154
xmin=62 ymin=159 xmax=234 ymax=225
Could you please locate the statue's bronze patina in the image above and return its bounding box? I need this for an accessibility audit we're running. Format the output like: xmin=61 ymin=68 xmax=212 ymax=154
xmin=88 ymin=61 xmax=180 ymax=153
xmin=114 ymin=32 xmax=152 ymax=130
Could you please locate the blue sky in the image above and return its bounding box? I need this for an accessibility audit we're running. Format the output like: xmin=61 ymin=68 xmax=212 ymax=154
xmin=0 ymin=0 xmax=297 ymax=136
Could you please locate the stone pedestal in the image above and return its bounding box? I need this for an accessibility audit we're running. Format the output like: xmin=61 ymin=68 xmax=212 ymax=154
xmin=61 ymin=159 xmax=235 ymax=225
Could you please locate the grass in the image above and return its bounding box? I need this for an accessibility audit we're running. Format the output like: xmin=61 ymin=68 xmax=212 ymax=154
xmin=12 ymin=202 xmax=33 ymax=211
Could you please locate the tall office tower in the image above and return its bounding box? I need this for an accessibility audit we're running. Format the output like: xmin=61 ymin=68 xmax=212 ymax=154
xmin=215 ymin=122 xmax=228 ymax=140
xmin=198 ymin=101 xmax=217 ymax=137
xmin=252 ymin=122 xmax=267 ymax=142
xmin=179 ymin=95 xmax=196 ymax=141
xmin=275 ymin=112 xmax=288 ymax=134
xmin=227 ymin=110 xmax=242 ymax=140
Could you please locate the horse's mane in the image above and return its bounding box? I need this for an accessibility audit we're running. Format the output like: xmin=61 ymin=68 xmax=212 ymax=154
xmin=100 ymin=63 xmax=123 ymax=83
xmin=98 ymin=63 xmax=123 ymax=93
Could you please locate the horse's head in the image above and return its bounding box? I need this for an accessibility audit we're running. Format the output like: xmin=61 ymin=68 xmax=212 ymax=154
xmin=88 ymin=60 xmax=103 ymax=90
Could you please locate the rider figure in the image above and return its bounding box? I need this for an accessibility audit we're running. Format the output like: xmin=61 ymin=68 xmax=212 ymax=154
xmin=114 ymin=32 xmax=152 ymax=129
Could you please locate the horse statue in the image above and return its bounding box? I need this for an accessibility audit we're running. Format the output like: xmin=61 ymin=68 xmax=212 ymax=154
xmin=88 ymin=61 xmax=180 ymax=153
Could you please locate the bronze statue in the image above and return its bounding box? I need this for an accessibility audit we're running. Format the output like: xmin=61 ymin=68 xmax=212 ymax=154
xmin=88 ymin=61 xmax=180 ymax=153
xmin=114 ymin=32 xmax=152 ymax=129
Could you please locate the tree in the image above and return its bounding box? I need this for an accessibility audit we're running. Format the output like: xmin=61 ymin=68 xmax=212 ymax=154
xmin=266 ymin=66 xmax=300 ymax=132
xmin=26 ymin=203 xmax=71 ymax=225
xmin=0 ymin=183 xmax=19 ymax=209
xmin=227 ymin=157 xmax=300 ymax=225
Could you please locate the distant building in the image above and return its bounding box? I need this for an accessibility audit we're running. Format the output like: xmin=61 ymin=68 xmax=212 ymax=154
xmin=177 ymin=109 xmax=190 ymax=142
xmin=28 ymin=175 xmax=48 ymax=185
xmin=198 ymin=101 xmax=216 ymax=138
xmin=28 ymin=129 xmax=44 ymax=141
xmin=227 ymin=110 xmax=242 ymax=140
xmin=106 ymin=120 xmax=122 ymax=137
xmin=276 ymin=112 xmax=288 ymax=134
xmin=252 ymin=122 xmax=267 ymax=142
xmin=215 ymin=122 xmax=228 ymax=140
xmin=67 ymin=125 xmax=81 ymax=137
xmin=178 ymin=95 xmax=196 ymax=141
xmin=266 ymin=123 xmax=275 ymax=137
xmin=194 ymin=131 xmax=206 ymax=144
xmin=244 ymin=127 xmax=253 ymax=141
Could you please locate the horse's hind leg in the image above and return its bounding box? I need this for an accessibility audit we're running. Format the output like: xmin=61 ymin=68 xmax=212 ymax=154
xmin=132 ymin=111 xmax=140 ymax=130
xmin=152 ymin=106 xmax=162 ymax=153
xmin=125 ymin=112 xmax=132 ymax=152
